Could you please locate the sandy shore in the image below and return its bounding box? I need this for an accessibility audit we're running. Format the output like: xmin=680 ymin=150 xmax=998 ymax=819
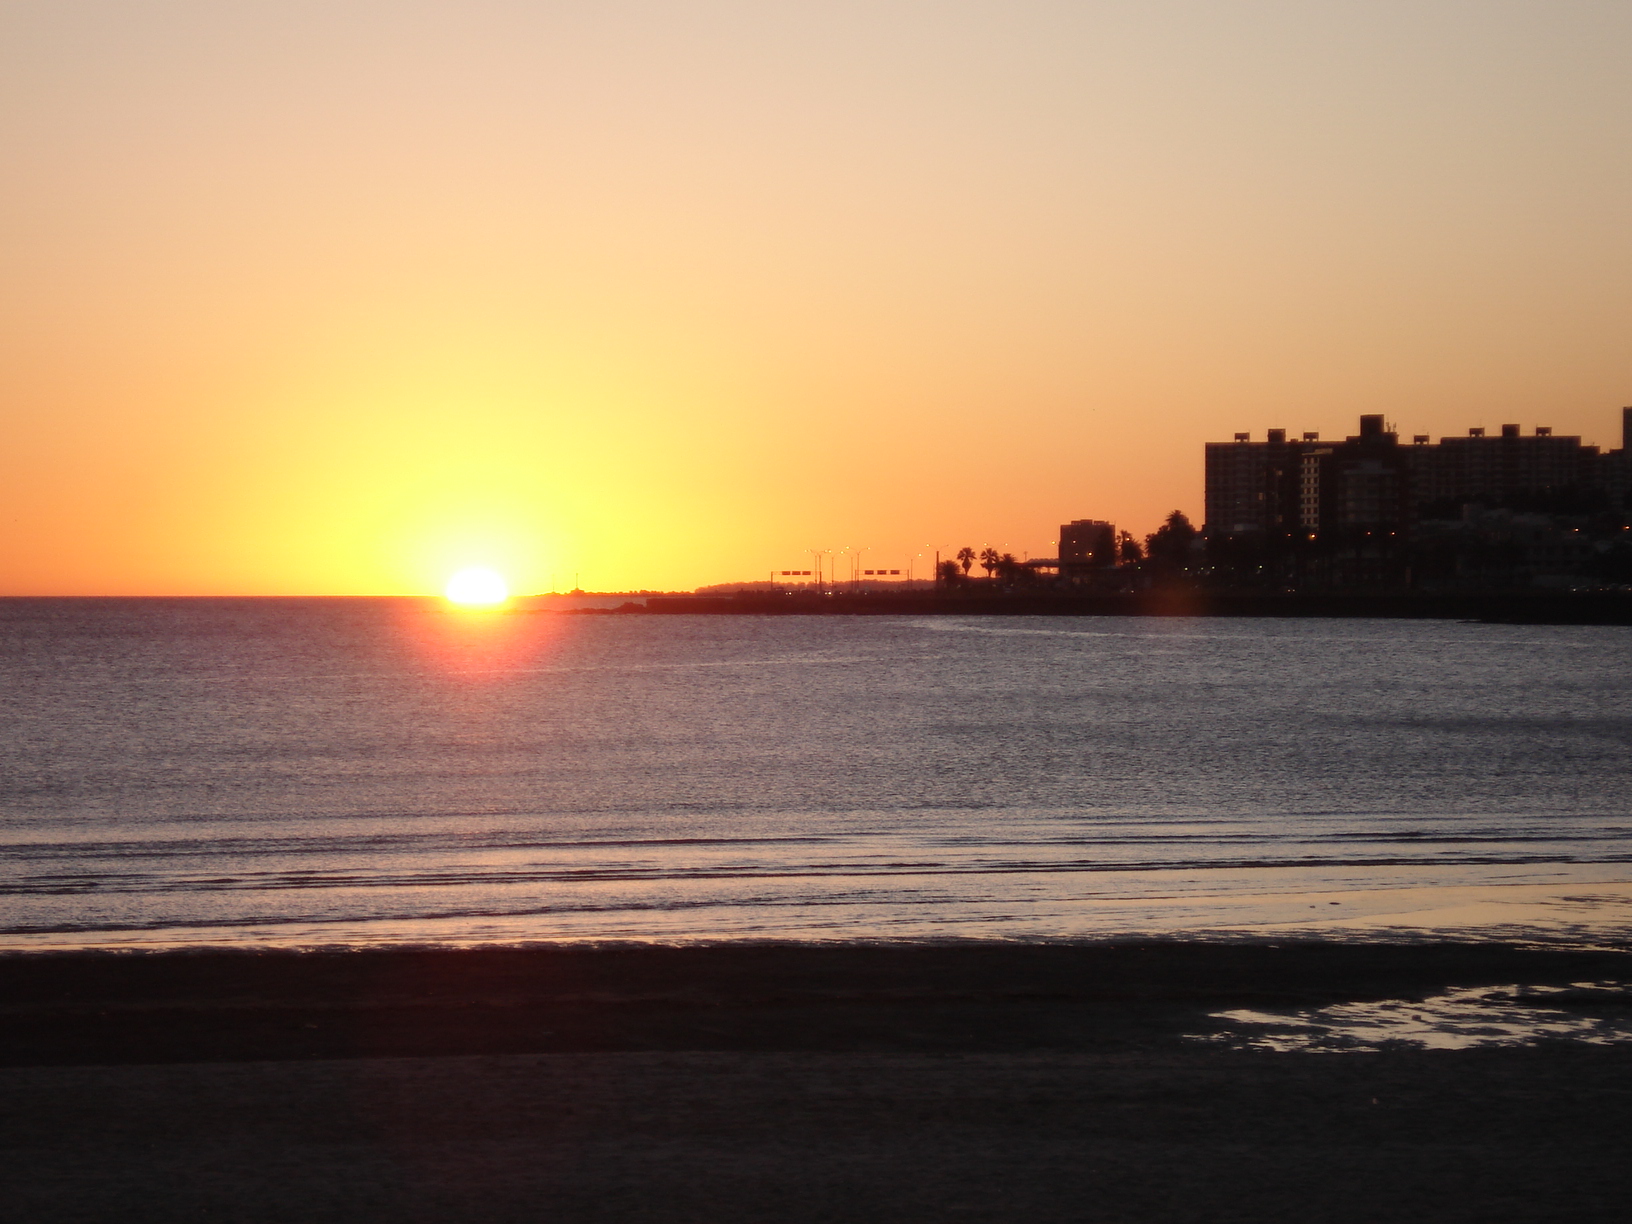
xmin=3 ymin=941 xmax=1630 ymax=1222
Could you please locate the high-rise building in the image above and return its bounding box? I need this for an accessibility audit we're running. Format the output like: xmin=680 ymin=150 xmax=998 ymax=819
xmin=1415 ymin=424 xmax=1598 ymax=510
xmin=1206 ymin=411 xmax=1620 ymax=538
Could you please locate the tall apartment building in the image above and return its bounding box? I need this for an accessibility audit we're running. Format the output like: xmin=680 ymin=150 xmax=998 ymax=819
xmin=1414 ymin=424 xmax=1600 ymax=509
xmin=1206 ymin=409 xmax=1630 ymax=538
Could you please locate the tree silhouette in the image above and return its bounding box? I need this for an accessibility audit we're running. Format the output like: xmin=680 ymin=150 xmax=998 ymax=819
xmin=1144 ymin=511 xmax=1198 ymax=570
xmin=1118 ymin=531 xmax=1143 ymax=565
xmin=936 ymin=559 xmax=961 ymax=584
xmin=956 ymin=546 xmax=976 ymax=577
xmin=979 ymin=546 xmax=1000 ymax=579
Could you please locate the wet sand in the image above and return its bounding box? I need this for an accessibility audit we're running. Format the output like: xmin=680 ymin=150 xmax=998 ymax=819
xmin=3 ymin=942 xmax=1630 ymax=1222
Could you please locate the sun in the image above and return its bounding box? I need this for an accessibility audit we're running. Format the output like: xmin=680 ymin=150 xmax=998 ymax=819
xmin=444 ymin=566 xmax=510 ymax=606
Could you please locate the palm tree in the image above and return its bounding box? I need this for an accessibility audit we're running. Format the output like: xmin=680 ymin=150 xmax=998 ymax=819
xmin=979 ymin=546 xmax=1000 ymax=580
xmin=1144 ymin=511 xmax=1198 ymax=568
xmin=1143 ymin=512 xmax=1199 ymax=586
xmin=956 ymin=546 xmax=976 ymax=577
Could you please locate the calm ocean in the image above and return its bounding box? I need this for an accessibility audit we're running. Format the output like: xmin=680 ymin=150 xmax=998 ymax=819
xmin=2 ymin=599 xmax=1629 ymax=950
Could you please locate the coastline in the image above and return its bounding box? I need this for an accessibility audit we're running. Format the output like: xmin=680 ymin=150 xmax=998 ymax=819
xmin=633 ymin=589 xmax=1632 ymax=623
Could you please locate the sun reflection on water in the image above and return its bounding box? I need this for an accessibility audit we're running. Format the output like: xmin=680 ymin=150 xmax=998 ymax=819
xmin=391 ymin=596 xmax=560 ymax=682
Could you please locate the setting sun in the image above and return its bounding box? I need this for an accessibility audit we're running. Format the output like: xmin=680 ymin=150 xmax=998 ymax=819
xmin=444 ymin=567 xmax=510 ymax=606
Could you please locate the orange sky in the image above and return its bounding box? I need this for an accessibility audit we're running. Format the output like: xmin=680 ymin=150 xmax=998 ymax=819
xmin=3 ymin=2 xmax=1629 ymax=594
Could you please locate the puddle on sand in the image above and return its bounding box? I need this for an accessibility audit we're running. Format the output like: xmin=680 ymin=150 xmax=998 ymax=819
xmin=1194 ymin=982 xmax=1632 ymax=1052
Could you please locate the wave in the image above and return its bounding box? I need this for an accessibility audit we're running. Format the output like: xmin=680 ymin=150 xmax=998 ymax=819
xmin=8 ymin=850 xmax=1632 ymax=899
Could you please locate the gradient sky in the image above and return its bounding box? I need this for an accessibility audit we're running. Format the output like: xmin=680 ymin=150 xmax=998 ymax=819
xmin=3 ymin=1 xmax=1629 ymax=594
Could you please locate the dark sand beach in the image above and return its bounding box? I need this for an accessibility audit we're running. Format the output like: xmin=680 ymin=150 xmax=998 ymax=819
xmin=3 ymin=942 xmax=1631 ymax=1222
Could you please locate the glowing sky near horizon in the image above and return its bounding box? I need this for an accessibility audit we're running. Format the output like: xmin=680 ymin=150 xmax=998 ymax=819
xmin=2 ymin=1 xmax=1629 ymax=594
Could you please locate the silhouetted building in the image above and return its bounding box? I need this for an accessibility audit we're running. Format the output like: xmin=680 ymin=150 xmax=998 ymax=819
xmin=1413 ymin=424 xmax=1600 ymax=513
xmin=1059 ymin=519 xmax=1116 ymax=573
xmin=1599 ymin=406 xmax=1632 ymax=511
xmin=1204 ymin=408 xmax=1632 ymax=590
xmin=1303 ymin=415 xmax=1413 ymax=533
xmin=1205 ymin=426 xmax=1335 ymax=536
xmin=1207 ymin=412 xmax=1622 ymax=538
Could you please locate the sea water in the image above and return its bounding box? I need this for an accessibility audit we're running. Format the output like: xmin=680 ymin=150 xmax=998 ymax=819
xmin=1 ymin=599 xmax=1629 ymax=950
